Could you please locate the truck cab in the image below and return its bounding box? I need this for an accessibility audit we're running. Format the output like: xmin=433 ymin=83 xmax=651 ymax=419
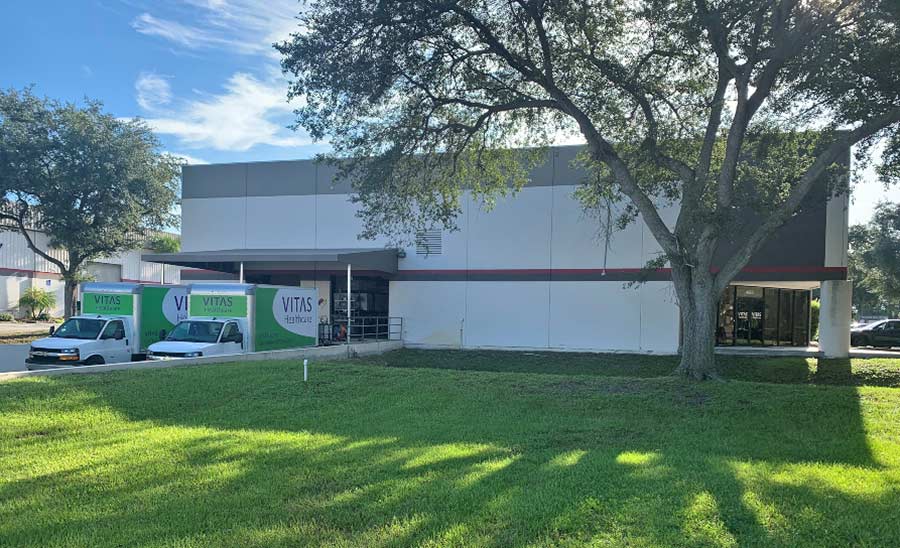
xmin=147 ymin=317 xmax=247 ymax=360
xmin=26 ymin=315 xmax=135 ymax=369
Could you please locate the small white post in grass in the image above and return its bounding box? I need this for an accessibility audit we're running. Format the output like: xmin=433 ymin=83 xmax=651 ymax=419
xmin=303 ymin=359 xmax=308 ymax=382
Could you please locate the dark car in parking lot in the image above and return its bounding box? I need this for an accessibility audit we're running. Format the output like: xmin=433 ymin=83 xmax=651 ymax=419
xmin=851 ymin=319 xmax=900 ymax=349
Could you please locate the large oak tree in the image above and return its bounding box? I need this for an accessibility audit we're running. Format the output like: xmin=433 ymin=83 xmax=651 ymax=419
xmin=279 ymin=0 xmax=900 ymax=378
xmin=0 ymin=88 xmax=181 ymax=318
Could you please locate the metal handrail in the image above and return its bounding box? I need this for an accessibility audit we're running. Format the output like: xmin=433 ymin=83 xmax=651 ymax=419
xmin=319 ymin=316 xmax=402 ymax=344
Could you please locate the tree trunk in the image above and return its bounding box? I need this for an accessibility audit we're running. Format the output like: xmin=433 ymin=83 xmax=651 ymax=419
xmin=671 ymin=267 xmax=720 ymax=380
xmin=63 ymin=277 xmax=78 ymax=319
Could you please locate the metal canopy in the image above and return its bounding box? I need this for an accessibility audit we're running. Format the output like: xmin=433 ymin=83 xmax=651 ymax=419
xmin=142 ymin=248 xmax=399 ymax=275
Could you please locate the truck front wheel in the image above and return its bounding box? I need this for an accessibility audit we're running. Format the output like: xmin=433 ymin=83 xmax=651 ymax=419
xmin=83 ymin=355 xmax=105 ymax=366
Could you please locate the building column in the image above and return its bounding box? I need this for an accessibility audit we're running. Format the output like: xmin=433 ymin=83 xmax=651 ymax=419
xmin=819 ymin=280 xmax=852 ymax=358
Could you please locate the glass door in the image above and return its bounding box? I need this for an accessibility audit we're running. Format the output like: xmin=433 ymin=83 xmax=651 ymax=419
xmin=734 ymin=286 xmax=765 ymax=345
xmin=763 ymin=288 xmax=779 ymax=345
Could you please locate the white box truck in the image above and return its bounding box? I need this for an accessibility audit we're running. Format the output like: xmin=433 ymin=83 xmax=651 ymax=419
xmin=26 ymin=283 xmax=188 ymax=369
xmin=147 ymin=284 xmax=317 ymax=360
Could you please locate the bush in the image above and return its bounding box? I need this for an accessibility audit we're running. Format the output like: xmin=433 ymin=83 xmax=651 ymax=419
xmin=0 ymin=312 xmax=14 ymax=322
xmin=18 ymin=287 xmax=56 ymax=321
xmin=811 ymin=299 xmax=821 ymax=341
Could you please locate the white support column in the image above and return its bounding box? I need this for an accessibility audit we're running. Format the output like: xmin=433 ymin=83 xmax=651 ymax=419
xmin=239 ymin=261 xmax=244 ymax=283
xmin=819 ymin=280 xmax=852 ymax=358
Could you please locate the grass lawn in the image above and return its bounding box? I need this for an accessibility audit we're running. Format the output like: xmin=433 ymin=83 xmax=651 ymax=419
xmin=2 ymin=350 xmax=900 ymax=547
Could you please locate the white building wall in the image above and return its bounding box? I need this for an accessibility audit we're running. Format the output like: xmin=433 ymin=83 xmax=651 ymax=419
xmin=0 ymin=229 xmax=182 ymax=318
xmin=181 ymin=197 xmax=247 ymax=252
xmin=463 ymin=281 xmax=552 ymax=348
xmin=548 ymin=282 xmax=643 ymax=351
xmin=388 ymin=186 xmax=682 ymax=353
xmin=466 ymin=188 xmax=553 ymax=269
xmin=639 ymin=282 xmax=682 ymax=352
xmin=389 ymin=281 xmax=467 ymax=347
xmin=246 ymin=196 xmax=318 ymax=249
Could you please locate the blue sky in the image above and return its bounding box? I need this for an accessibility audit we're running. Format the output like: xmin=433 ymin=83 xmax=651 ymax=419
xmin=1 ymin=0 xmax=326 ymax=166
xmin=0 ymin=0 xmax=895 ymax=224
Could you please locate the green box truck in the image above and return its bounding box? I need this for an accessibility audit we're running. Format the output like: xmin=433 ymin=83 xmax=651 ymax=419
xmin=26 ymin=282 xmax=188 ymax=369
xmin=147 ymin=284 xmax=318 ymax=360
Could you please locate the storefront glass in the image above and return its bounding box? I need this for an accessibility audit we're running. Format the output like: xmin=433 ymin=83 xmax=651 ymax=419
xmin=716 ymin=285 xmax=810 ymax=347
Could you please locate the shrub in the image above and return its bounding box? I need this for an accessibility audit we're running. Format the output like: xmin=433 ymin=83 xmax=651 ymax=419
xmin=811 ymin=299 xmax=821 ymax=341
xmin=0 ymin=312 xmax=14 ymax=322
xmin=18 ymin=287 xmax=56 ymax=320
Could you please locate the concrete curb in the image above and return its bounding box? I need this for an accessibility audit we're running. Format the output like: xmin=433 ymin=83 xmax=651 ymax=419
xmin=0 ymin=340 xmax=403 ymax=382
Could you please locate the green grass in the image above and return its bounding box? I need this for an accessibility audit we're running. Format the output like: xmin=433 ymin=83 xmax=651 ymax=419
xmin=372 ymin=348 xmax=900 ymax=387
xmin=2 ymin=349 xmax=900 ymax=547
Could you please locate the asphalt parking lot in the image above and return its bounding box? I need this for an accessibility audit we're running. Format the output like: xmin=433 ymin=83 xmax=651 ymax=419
xmin=0 ymin=344 xmax=29 ymax=373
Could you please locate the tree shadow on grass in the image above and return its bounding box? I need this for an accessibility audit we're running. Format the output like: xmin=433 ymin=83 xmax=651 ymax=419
xmin=375 ymin=349 xmax=900 ymax=387
xmin=0 ymin=359 xmax=897 ymax=547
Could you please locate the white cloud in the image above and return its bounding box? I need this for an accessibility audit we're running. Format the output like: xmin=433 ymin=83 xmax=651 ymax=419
xmin=171 ymin=153 xmax=209 ymax=165
xmin=142 ymin=72 xmax=308 ymax=151
xmin=135 ymin=72 xmax=173 ymax=111
xmin=132 ymin=1 xmax=300 ymax=58
xmin=130 ymin=1 xmax=313 ymax=152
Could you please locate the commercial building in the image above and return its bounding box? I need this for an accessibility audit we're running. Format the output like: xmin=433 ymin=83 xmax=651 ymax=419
xmin=0 ymin=227 xmax=182 ymax=318
xmin=145 ymin=145 xmax=851 ymax=356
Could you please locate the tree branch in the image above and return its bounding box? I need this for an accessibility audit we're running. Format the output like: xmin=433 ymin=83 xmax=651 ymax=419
xmin=715 ymin=109 xmax=900 ymax=291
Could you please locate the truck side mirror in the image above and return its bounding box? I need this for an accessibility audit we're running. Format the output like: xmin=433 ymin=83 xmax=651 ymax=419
xmin=159 ymin=329 xmax=167 ymax=340
xmin=48 ymin=325 xmax=56 ymax=335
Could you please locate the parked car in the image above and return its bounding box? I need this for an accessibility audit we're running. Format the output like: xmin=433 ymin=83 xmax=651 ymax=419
xmin=850 ymin=319 xmax=900 ymax=349
xmin=26 ymin=316 xmax=134 ymax=369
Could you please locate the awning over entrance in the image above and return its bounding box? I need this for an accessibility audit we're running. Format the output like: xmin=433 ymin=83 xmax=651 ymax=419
xmin=141 ymin=248 xmax=399 ymax=276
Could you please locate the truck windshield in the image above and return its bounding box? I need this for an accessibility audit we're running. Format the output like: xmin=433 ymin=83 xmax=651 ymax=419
xmin=53 ymin=318 xmax=106 ymax=340
xmin=166 ymin=321 xmax=224 ymax=343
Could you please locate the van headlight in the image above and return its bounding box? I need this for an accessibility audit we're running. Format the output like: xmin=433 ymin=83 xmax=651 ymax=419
xmin=59 ymin=348 xmax=77 ymax=354
xmin=183 ymin=352 xmax=202 ymax=358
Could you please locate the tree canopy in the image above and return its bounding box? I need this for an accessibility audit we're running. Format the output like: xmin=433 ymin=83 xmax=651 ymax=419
xmin=279 ymin=0 xmax=900 ymax=377
xmin=849 ymin=202 xmax=900 ymax=318
xmin=0 ymin=88 xmax=181 ymax=316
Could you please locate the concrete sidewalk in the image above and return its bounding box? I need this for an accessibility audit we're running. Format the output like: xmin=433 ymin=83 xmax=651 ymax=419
xmin=716 ymin=344 xmax=900 ymax=359
xmin=0 ymin=321 xmax=56 ymax=337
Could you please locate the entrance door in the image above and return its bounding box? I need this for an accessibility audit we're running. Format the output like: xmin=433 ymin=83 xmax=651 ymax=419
xmin=734 ymin=287 xmax=764 ymax=345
